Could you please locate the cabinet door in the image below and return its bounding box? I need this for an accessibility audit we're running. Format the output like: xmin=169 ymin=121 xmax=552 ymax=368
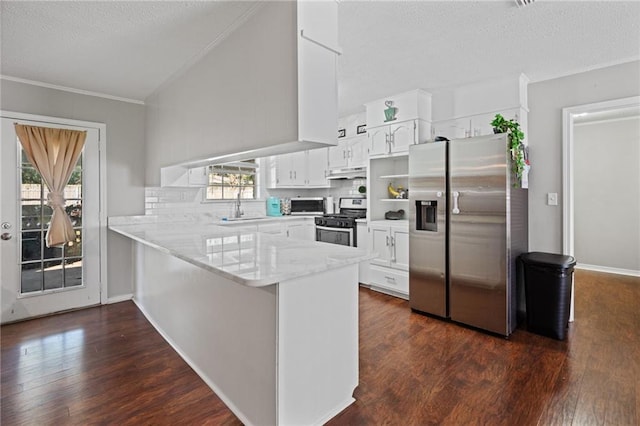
xmin=290 ymin=151 xmax=307 ymax=186
xmin=389 ymin=120 xmax=416 ymax=153
xmin=275 ymin=153 xmax=295 ymax=187
xmin=390 ymin=227 xmax=409 ymax=271
xmin=368 ymin=127 xmax=389 ymax=157
xmin=287 ymin=222 xmax=315 ymax=241
xmin=328 ymin=140 xmax=348 ymax=169
xmin=306 ymin=148 xmax=329 ymax=186
xmin=348 ymin=136 xmax=367 ymax=168
xmin=187 ymin=167 xmax=208 ymax=186
xmin=369 ymin=226 xmax=391 ymax=267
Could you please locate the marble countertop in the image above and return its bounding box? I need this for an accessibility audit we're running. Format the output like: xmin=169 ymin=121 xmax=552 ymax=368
xmin=109 ymin=215 xmax=373 ymax=287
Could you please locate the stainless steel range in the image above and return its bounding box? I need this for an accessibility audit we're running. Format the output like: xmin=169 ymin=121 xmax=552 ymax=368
xmin=315 ymin=197 xmax=366 ymax=247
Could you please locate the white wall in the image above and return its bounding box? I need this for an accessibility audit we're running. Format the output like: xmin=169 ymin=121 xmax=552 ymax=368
xmin=144 ymin=2 xmax=298 ymax=186
xmin=527 ymin=60 xmax=640 ymax=253
xmin=574 ymin=116 xmax=640 ymax=271
xmin=0 ymin=79 xmax=146 ymax=299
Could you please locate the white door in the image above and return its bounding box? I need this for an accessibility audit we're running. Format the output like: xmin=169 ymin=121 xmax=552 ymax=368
xmin=368 ymin=127 xmax=389 ymax=157
xmin=328 ymin=140 xmax=348 ymax=169
xmin=306 ymin=148 xmax=328 ymax=187
xmin=348 ymin=136 xmax=367 ymax=168
xmin=1 ymin=115 xmax=104 ymax=323
xmin=390 ymin=120 xmax=416 ymax=154
xmin=286 ymin=221 xmax=314 ymax=241
xmin=391 ymin=227 xmax=410 ymax=271
xmin=275 ymin=153 xmax=295 ymax=187
xmin=369 ymin=225 xmax=391 ymax=267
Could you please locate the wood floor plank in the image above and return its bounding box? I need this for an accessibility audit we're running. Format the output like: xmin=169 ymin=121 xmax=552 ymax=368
xmin=1 ymin=270 xmax=638 ymax=425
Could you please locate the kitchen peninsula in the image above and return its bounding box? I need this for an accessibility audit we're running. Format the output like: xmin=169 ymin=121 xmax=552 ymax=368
xmin=108 ymin=215 xmax=371 ymax=426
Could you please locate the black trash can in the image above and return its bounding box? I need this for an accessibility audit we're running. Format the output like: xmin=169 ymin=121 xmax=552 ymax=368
xmin=518 ymin=252 xmax=577 ymax=340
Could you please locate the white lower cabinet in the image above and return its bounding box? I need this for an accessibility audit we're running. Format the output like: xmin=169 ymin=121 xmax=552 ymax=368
xmin=367 ymin=221 xmax=409 ymax=298
xmin=228 ymin=218 xmax=316 ymax=241
xmin=286 ymin=220 xmax=315 ymax=241
xmin=257 ymin=221 xmax=286 ymax=236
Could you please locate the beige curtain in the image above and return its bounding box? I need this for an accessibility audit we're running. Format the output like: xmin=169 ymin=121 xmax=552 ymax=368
xmin=14 ymin=124 xmax=86 ymax=248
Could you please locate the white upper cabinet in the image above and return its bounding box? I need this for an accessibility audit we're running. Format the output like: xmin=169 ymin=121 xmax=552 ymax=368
xmin=329 ymin=111 xmax=368 ymax=169
xmin=365 ymin=89 xmax=432 ymax=157
xmin=268 ymin=148 xmax=329 ymax=188
xmin=329 ymin=135 xmax=367 ymax=169
xmin=368 ymin=120 xmax=426 ymax=156
xmin=306 ymin=148 xmax=330 ymax=186
xmin=430 ymin=74 xmax=529 ymax=141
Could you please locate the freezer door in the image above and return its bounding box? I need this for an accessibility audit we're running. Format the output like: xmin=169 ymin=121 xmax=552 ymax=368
xmin=408 ymin=142 xmax=448 ymax=317
xmin=449 ymin=135 xmax=509 ymax=335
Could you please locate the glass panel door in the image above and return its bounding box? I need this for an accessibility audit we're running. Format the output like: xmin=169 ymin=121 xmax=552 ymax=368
xmin=1 ymin=116 xmax=103 ymax=324
xmin=20 ymin=150 xmax=84 ymax=294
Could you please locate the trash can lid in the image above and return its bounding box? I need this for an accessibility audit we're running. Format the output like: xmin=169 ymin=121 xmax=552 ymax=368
xmin=519 ymin=252 xmax=576 ymax=268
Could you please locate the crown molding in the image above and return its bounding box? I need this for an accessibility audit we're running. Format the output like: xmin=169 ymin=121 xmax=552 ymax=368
xmin=0 ymin=75 xmax=145 ymax=105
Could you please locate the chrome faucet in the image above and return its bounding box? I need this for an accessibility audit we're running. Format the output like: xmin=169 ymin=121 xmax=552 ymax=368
xmin=233 ymin=192 xmax=243 ymax=218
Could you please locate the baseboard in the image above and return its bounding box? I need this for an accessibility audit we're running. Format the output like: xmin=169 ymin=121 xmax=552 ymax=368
xmin=576 ymin=263 xmax=640 ymax=278
xmin=368 ymin=285 xmax=410 ymax=300
xmin=106 ymin=293 xmax=134 ymax=304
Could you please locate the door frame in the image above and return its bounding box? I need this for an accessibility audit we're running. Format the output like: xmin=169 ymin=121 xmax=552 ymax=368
xmin=561 ymin=96 xmax=640 ymax=258
xmin=1 ymin=110 xmax=108 ymax=306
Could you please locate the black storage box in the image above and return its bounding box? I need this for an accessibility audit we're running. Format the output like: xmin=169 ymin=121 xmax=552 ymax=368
xmin=518 ymin=252 xmax=577 ymax=340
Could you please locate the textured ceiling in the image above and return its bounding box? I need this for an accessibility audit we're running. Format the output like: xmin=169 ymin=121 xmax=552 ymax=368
xmin=1 ymin=1 xmax=639 ymax=114
xmin=0 ymin=1 xmax=259 ymax=101
xmin=337 ymin=0 xmax=640 ymax=115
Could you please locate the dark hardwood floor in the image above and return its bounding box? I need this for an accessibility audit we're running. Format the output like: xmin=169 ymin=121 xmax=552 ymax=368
xmin=2 ymin=270 xmax=638 ymax=425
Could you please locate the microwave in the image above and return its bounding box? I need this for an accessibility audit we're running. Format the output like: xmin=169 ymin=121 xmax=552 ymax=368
xmin=290 ymin=197 xmax=325 ymax=215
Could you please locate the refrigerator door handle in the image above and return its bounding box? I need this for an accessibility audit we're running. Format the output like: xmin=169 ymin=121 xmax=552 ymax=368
xmin=452 ymin=191 xmax=460 ymax=214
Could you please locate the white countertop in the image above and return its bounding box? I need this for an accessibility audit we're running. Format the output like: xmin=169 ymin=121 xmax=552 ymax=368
xmin=109 ymin=215 xmax=373 ymax=287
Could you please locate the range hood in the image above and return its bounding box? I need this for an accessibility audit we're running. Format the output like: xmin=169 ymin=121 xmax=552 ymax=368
xmin=155 ymin=1 xmax=342 ymax=187
xmin=326 ymin=167 xmax=367 ymax=180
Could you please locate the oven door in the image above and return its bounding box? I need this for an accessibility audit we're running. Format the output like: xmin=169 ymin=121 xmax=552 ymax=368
xmin=315 ymin=225 xmax=355 ymax=247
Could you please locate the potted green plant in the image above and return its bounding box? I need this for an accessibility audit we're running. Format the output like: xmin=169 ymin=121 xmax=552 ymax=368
xmin=491 ymin=114 xmax=528 ymax=186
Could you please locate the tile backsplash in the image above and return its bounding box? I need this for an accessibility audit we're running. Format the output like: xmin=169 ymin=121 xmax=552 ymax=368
xmin=144 ymin=178 xmax=368 ymax=218
xmin=145 ymin=187 xmax=266 ymax=219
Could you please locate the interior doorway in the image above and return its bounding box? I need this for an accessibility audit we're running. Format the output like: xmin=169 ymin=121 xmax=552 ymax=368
xmin=562 ymin=96 xmax=640 ymax=321
xmin=562 ymin=96 xmax=640 ymax=266
xmin=0 ymin=112 xmax=107 ymax=323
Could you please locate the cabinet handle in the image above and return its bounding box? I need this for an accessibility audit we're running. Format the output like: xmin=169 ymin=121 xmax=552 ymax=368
xmin=343 ymin=150 xmax=347 ymax=159
xmin=390 ymin=236 xmax=396 ymax=262
xmin=386 ymin=235 xmax=390 ymax=246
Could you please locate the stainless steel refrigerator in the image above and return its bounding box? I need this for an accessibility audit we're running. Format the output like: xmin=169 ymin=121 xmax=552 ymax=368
xmin=408 ymin=134 xmax=528 ymax=336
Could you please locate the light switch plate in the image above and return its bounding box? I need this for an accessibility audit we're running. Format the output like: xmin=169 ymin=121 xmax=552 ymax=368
xmin=547 ymin=192 xmax=558 ymax=206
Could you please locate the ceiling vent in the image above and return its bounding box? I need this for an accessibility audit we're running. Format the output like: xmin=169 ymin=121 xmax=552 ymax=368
xmin=515 ymin=0 xmax=535 ymax=7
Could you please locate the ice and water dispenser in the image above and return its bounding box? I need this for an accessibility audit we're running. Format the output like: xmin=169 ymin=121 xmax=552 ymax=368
xmin=415 ymin=200 xmax=438 ymax=232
